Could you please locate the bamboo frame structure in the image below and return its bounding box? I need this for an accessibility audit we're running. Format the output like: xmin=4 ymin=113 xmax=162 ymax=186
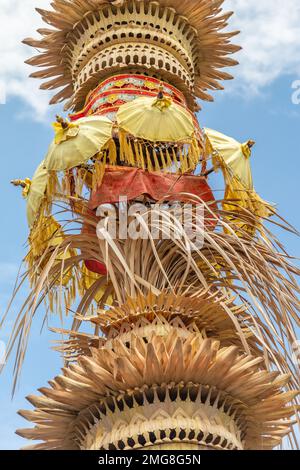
xmin=22 ymin=0 xmax=240 ymax=111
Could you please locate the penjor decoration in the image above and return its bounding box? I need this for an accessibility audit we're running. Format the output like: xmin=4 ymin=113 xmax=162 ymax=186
xmin=2 ymin=0 xmax=299 ymax=451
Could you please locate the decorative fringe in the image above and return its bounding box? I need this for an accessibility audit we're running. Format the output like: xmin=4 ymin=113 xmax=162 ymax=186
xmin=118 ymin=130 xmax=201 ymax=173
xmin=222 ymin=168 xmax=275 ymax=237
xmin=30 ymin=134 xmax=202 ymax=213
xmin=26 ymin=213 xmax=76 ymax=289
xmin=204 ymin=137 xmax=274 ymax=237
xmin=62 ymin=167 xmax=93 ymax=199
xmin=92 ymin=161 xmax=106 ymax=190
xmin=45 ymin=165 xmax=95 ymax=206
xmin=90 ymin=139 xmax=117 ymax=190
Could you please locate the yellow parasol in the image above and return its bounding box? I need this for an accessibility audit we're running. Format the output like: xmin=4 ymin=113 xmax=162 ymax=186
xmin=45 ymin=115 xmax=113 ymax=171
xmin=116 ymin=93 xmax=201 ymax=172
xmin=117 ymin=96 xmax=195 ymax=142
xmin=11 ymin=161 xmax=50 ymax=228
xmin=26 ymin=161 xmax=48 ymax=227
xmin=204 ymin=128 xmax=274 ymax=235
xmin=204 ymin=128 xmax=255 ymax=188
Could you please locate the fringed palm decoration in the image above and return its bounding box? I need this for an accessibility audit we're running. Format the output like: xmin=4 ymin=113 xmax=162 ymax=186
xmin=16 ymin=329 xmax=298 ymax=450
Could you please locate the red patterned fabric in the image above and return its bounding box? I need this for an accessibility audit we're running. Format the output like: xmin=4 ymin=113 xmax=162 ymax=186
xmin=89 ymin=166 xmax=216 ymax=209
xmin=69 ymin=74 xmax=202 ymax=137
xmin=70 ymin=74 xmax=187 ymax=121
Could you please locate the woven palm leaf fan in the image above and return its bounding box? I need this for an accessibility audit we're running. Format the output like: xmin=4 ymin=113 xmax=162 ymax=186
xmin=116 ymin=94 xmax=202 ymax=173
xmin=45 ymin=115 xmax=114 ymax=171
xmin=204 ymin=128 xmax=274 ymax=235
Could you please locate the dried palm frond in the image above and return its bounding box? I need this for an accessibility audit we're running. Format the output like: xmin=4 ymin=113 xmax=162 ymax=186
xmin=77 ymin=291 xmax=258 ymax=356
xmin=53 ymin=295 xmax=257 ymax=363
xmin=2 ymin=194 xmax=299 ymax=398
xmin=70 ymin=196 xmax=300 ymax=383
xmin=51 ymin=328 xmax=105 ymax=361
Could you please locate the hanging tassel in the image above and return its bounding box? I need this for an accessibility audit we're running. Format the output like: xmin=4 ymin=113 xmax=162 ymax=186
xmin=151 ymin=145 xmax=161 ymax=172
xmin=119 ymin=131 xmax=136 ymax=166
xmin=45 ymin=171 xmax=61 ymax=213
xmin=117 ymin=129 xmax=202 ymax=173
xmin=92 ymin=159 xmax=106 ymax=190
xmin=188 ymin=138 xmax=198 ymax=169
xmin=145 ymin=145 xmax=154 ymax=172
xmin=62 ymin=170 xmax=76 ymax=198
xmin=75 ymin=168 xmax=85 ymax=197
xmin=106 ymin=138 xmax=117 ymax=165
xmin=165 ymin=147 xmax=173 ymax=169
xmin=133 ymin=139 xmax=142 ymax=169
xmin=138 ymin=141 xmax=146 ymax=170
xmin=158 ymin=146 xmax=168 ymax=170
xmin=178 ymin=146 xmax=186 ymax=173
xmin=119 ymin=130 xmax=126 ymax=163
xmin=171 ymin=147 xmax=179 ymax=173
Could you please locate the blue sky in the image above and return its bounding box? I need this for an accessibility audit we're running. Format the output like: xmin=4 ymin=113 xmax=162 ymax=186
xmin=0 ymin=0 xmax=300 ymax=450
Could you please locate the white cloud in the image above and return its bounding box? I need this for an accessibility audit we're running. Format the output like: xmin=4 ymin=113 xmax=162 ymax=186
xmin=0 ymin=0 xmax=55 ymax=121
xmin=226 ymin=0 xmax=300 ymax=93
xmin=0 ymin=0 xmax=300 ymax=118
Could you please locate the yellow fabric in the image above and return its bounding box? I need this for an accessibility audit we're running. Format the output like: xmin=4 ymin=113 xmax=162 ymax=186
xmin=223 ymin=174 xmax=274 ymax=237
xmin=79 ymin=264 xmax=112 ymax=305
xmin=27 ymin=214 xmax=61 ymax=260
xmin=11 ymin=178 xmax=32 ymax=198
xmin=45 ymin=116 xmax=113 ymax=171
xmin=204 ymin=128 xmax=253 ymax=188
xmin=26 ymin=161 xmax=49 ymax=228
xmin=52 ymin=120 xmax=79 ymax=145
xmin=117 ymin=96 xmax=195 ymax=142
xmin=224 ymin=175 xmax=273 ymax=218
xmin=118 ymin=129 xmax=200 ymax=173
xmin=152 ymin=95 xmax=173 ymax=111
xmin=26 ymin=214 xmax=76 ymax=288
xmin=204 ymin=128 xmax=274 ymax=235
xmin=22 ymin=178 xmax=32 ymax=198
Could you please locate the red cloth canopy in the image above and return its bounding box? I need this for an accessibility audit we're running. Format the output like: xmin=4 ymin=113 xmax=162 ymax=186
xmin=89 ymin=166 xmax=216 ymax=209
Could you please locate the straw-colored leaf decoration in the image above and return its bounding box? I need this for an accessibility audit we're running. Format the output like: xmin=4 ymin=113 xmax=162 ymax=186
xmin=16 ymin=330 xmax=298 ymax=450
